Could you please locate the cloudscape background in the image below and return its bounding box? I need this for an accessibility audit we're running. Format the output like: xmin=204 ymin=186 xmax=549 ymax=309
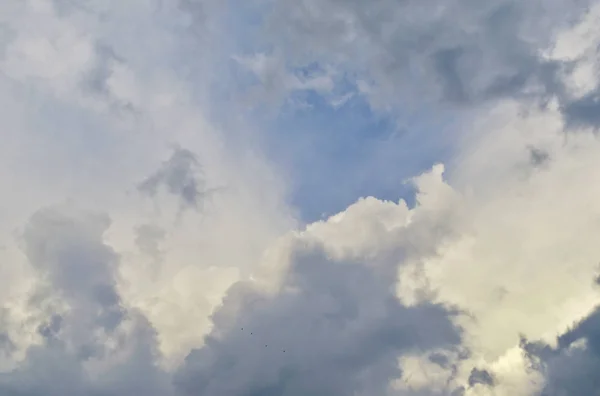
xmin=2 ymin=0 xmax=600 ymax=395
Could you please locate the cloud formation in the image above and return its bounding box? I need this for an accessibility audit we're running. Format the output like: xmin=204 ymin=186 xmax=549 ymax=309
xmin=261 ymin=0 xmax=594 ymax=116
xmin=0 ymin=206 xmax=172 ymax=396
xmin=138 ymin=147 xmax=219 ymax=211
xmin=2 ymin=0 xmax=600 ymax=396
xmin=174 ymin=191 xmax=464 ymax=396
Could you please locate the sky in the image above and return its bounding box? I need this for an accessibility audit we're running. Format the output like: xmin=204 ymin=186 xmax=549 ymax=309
xmin=2 ymin=0 xmax=600 ymax=395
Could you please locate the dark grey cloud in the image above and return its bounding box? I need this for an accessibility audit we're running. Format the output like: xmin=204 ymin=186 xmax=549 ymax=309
xmin=266 ymin=0 xmax=591 ymax=116
xmin=0 ymin=206 xmax=172 ymax=396
xmin=139 ymin=148 xmax=219 ymax=210
xmin=562 ymin=89 xmax=600 ymax=129
xmin=0 ymin=205 xmax=467 ymax=396
xmin=21 ymin=207 xmax=125 ymax=335
xmin=528 ymin=147 xmax=550 ymax=168
xmin=467 ymin=368 xmax=495 ymax=388
xmin=174 ymin=241 xmax=462 ymax=396
xmin=520 ymin=306 xmax=600 ymax=396
xmin=0 ymin=315 xmax=172 ymax=396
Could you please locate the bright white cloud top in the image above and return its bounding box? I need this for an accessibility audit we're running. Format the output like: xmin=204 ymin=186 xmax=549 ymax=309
xmin=0 ymin=0 xmax=600 ymax=395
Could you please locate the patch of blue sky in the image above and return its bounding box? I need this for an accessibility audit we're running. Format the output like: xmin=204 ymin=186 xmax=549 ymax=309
xmin=192 ymin=2 xmax=275 ymax=133
xmin=193 ymin=5 xmax=461 ymax=223
xmin=264 ymin=86 xmax=458 ymax=223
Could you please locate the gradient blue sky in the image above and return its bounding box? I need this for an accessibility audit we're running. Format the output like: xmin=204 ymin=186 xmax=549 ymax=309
xmin=264 ymin=91 xmax=457 ymax=221
xmin=206 ymin=16 xmax=461 ymax=222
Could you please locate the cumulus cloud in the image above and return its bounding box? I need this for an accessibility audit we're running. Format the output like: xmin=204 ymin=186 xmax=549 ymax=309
xmin=174 ymin=192 xmax=464 ymax=396
xmin=0 ymin=206 xmax=172 ymax=396
xmin=259 ymin=0 xmax=596 ymax=119
xmin=518 ymin=305 xmax=600 ymax=395
xmin=3 ymin=0 xmax=600 ymax=396
xmin=0 ymin=0 xmax=292 ymax=388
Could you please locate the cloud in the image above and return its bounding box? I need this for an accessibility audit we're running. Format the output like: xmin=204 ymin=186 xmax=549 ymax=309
xmin=467 ymin=368 xmax=495 ymax=388
xmin=263 ymin=0 xmax=582 ymax=102
xmin=22 ymin=206 xmax=124 ymax=335
xmin=519 ymin=305 xmax=600 ymax=395
xmin=4 ymin=1 xmax=600 ymax=396
xmin=232 ymin=52 xmax=343 ymax=109
xmin=168 ymin=109 xmax=600 ymax=394
xmin=134 ymin=223 xmax=165 ymax=260
xmin=138 ymin=147 xmax=220 ymax=211
xmin=255 ymin=0 xmax=600 ymax=131
xmin=174 ymin=191 xmax=464 ymax=395
xmin=0 ymin=168 xmax=470 ymax=396
xmin=0 ymin=0 xmax=293 ymax=388
xmin=562 ymin=89 xmax=600 ymax=128
xmin=0 ymin=206 xmax=173 ymax=396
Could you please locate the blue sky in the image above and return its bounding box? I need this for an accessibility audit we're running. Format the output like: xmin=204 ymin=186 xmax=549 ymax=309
xmin=206 ymin=34 xmax=460 ymax=222
xmin=264 ymin=90 xmax=456 ymax=221
xmin=200 ymin=4 xmax=465 ymax=223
